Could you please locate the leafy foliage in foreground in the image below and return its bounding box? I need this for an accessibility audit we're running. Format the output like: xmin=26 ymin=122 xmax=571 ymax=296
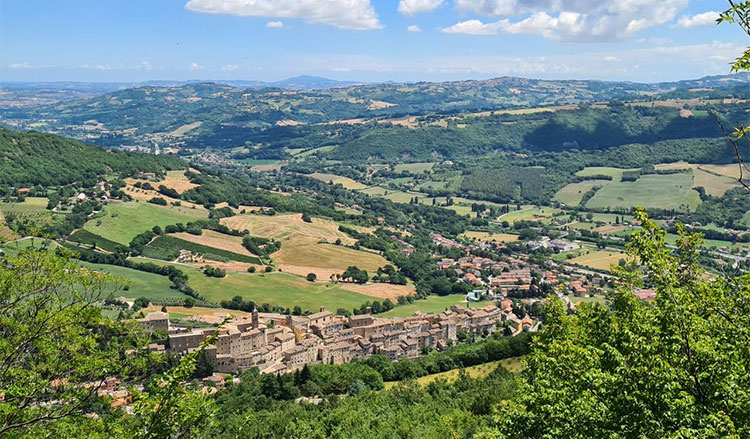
xmin=488 ymin=211 xmax=750 ymax=438
xmin=0 ymin=246 xmax=217 ymax=439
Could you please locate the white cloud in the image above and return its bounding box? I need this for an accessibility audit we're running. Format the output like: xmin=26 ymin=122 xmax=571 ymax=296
xmin=9 ymin=62 xmax=32 ymax=69
xmin=221 ymin=64 xmax=239 ymax=71
xmin=266 ymin=21 xmax=284 ymax=28
xmin=454 ymin=0 xmax=688 ymax=41
xmin=136 ymin=61 xmax=152 ymax=71
xmin=185 ymin=0 xmax=382 ymax=30
xmin=407 ymin=24 xmax=422 ymax=32
xmin=189 ymin=62 xmax=206 ymax=71
xmin=441 ymin=19 xmax=507 ymax=35
xmin=398 ymin=0 xmax=442 ymax=16
xmin=676 ymin=11 xmax=719 ymax=28
xmin=285 ymin=40 xmax=742 ymax=82
xmin=604 ymin=56 xmax=621 ymax=62
xmin=81 ymin=64 xmax=113 ymax=70
xmin=333 ymin=67 xmax=351 ymax=72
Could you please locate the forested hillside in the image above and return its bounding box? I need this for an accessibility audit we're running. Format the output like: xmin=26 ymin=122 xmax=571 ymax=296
xmin=0 ymin=128 xmax=184 ymax=186
xmin=2 ymin=73 xmax=748 ymax=151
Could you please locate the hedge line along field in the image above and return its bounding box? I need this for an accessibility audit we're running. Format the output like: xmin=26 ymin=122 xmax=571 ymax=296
xmin=83 ymin=201 xmax=208 ymax=245
xmin=144 ymin=234 xmax=261 ymax=264
xmin=575 ymin=166 xmax=639 ymax=182
xmin=68 ymin=229 xmax=127 ymax=253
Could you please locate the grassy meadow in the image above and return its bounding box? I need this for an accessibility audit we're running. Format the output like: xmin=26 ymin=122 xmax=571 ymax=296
xmin=381 ymin=295 xmax=489 ymax=317
xmin=84 ymin=201 xmax=208 ymax=245
xmin=585 ymin=173 xmax=699 ymax=211
xmin=553 ymin=180 xmax=610 ymax=206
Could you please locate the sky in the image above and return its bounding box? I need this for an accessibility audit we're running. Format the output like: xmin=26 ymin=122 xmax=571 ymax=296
xmin=0 ymin=0 xmax=746 ymax=83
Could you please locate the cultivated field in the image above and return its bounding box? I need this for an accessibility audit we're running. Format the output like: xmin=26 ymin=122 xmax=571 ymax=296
xmin=569 ymin=250 xmax=627 ymax=271
xmin=336 ymin=283 xmax=415 ymax=301
xmin=187 ymin=270 xmax=376 ymax=312
xmin=591 ymin=224 xmax=629 ymax=235
xmin=575 ymin=167 xmax=638 ymax=182
xmin=172 ymin=230 xmax=257 ymax=258
xmin=84 ymin=201 xmax=208 ymax=244
xmin=498 ymin=206 xmax=560 ymax=224
xmin=381 ymin=295 xmax=489 ymax=317
xmin=0 ymin=197 xmax=49 ymax=214
xmin=0 ymin=197 xmax=62 ymax=231
xmin=307 ymin=173 xmax=368 ymax=190
xmin=152 ymin=170 xmax=198 ymax=194
xmin=221 ymin=213 xmax=356 ymax=245
xmin=79 ymin=260 xmax=185 ymax=300
xmin=461 ymin=231 xmax=519 ymax=243
xmin=692 ymin=168 xmax=741 ymax=196
xmin=585 ymin=173 xmax=699 ymax=211
xmin=169 ymin=121 xmax=202 ymax=136
xmin=654 ymin=163 xmax=742 ymax=196
xmin=221 ymin=213 xmax=388 ymax=279
xmin=361 ymin=186 xmax=425 ymax=204
xmin=394 ymin=162 xmax=436 ymax=174
xmin=553 ymin=180 xmax=611 ymax=206
xmin=273 ymin=242 xmax=388 ymax=280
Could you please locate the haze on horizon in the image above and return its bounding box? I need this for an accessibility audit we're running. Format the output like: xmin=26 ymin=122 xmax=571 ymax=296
xmin=0 ymin=0 xmax=744 ymax=84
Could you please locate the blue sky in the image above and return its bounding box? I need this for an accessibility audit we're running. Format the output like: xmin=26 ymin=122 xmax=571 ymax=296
xmin=0 ymin=0 xmax=745 ymax=83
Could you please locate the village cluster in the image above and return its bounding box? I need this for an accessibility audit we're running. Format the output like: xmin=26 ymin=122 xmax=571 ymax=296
xmin=140 ymin=301 xmax=537 ymax=377
xmin=429 ymin=232 xmax=611 ymax=301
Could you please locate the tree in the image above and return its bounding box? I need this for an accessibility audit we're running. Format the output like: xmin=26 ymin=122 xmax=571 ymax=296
xmin=342 ymin=266 xmax=368 ymax=284
xmin=133 ymin=296 xmax=150 ymax=311
xmin=716 ymin=1 xmax=750 ymax=189
xmin=0 ymin=245 xmax=215 ymax=438
xmin=490 ymin=210 xmax=750 ymax=438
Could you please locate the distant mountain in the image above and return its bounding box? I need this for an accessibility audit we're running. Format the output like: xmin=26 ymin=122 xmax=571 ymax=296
xmin=1 ymin=73 xmax=748 ymax=151
xmin=267 ymin=75 xmax=361 ymax=90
